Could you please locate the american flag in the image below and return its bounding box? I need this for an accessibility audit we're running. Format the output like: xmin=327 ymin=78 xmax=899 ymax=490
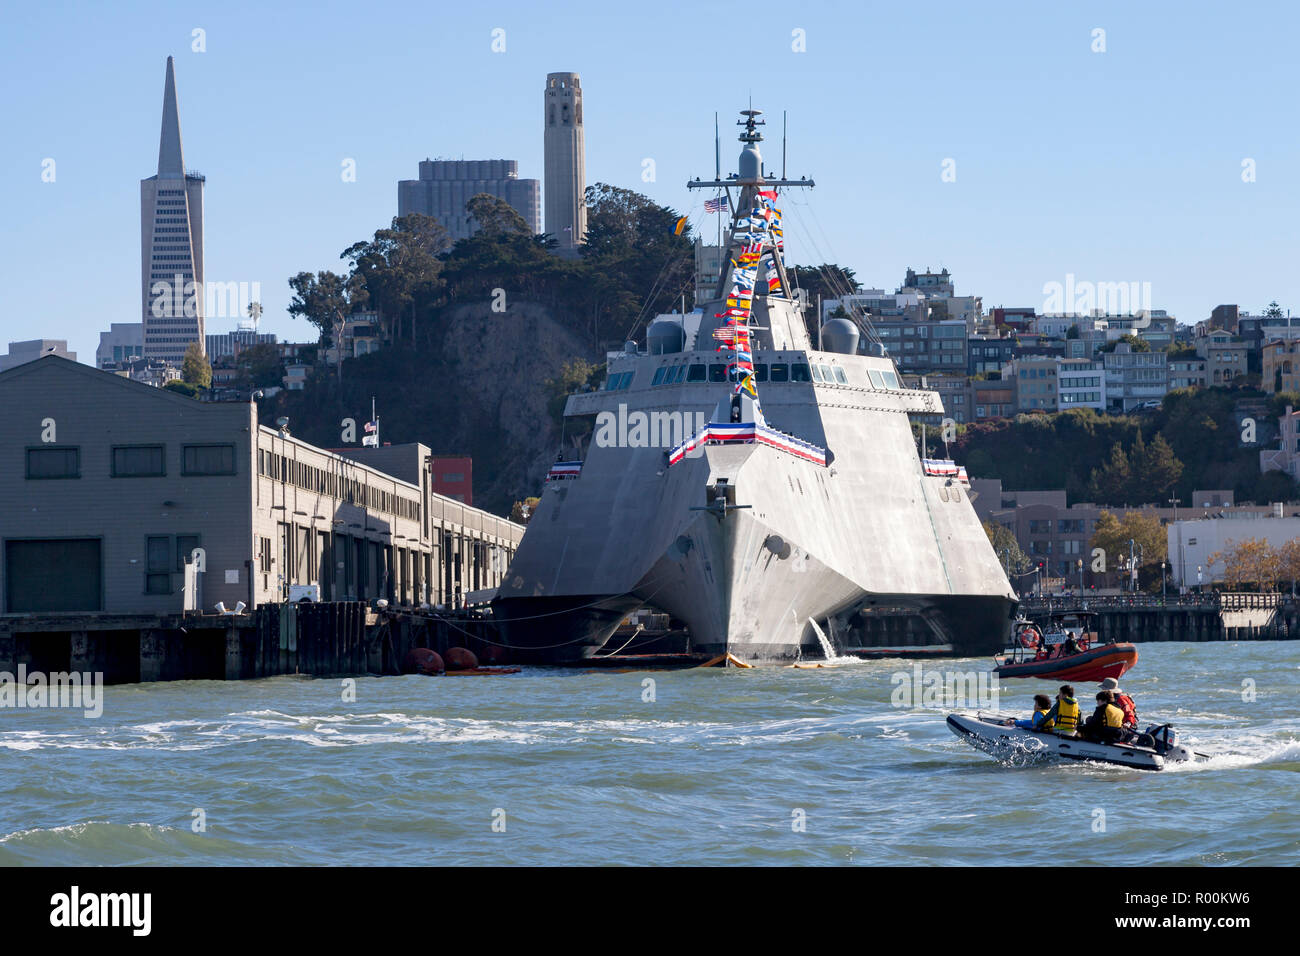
xmin=364 ymin=420 xmax=377 ymax=433
xmin=704 ymin=196 xmax=728 ymax=213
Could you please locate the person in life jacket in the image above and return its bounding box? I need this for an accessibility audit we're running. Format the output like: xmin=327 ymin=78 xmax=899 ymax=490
xmin=1014 ymin=694 xmax=1053 ymax=730
xmin=1039 ymin=685 xmax=1080 ymax=737
xmin=1099 ymin=677 xmax=1137 ymax=728
xmin=1082 ymin=690 xmax=1126 ymax=743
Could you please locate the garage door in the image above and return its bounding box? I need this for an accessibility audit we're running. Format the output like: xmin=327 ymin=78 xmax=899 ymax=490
xmin=5 ymin=539 xmax=102 ymax=612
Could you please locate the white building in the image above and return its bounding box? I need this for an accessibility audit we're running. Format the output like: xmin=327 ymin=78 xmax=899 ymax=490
xmin=1168 ymin=513 xmax=1300 ymax=588
xmin=1056 ymin=358 xmax=1106 ymax=411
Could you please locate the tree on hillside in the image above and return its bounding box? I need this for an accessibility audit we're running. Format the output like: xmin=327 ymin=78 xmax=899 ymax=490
xmin=288 ymin=270 xmax=369 ymax=346
xmin=466 ymin=194 xmax=531 ymax=238
xmin=235 ymin=343 xmax=283 ymax=390
xmin=1264 ymin=301 xmax=1285 ymax=319
xmin=1255 ymin=468 xmax=1300 ymax=504
xmin=786 ymin=264 xmax=861 ymax=303
xmin=181 ymin=341 xmax=211 ymax=389
xmin=580 ymin=183 xmax=694 ymax=344
xmin=1090 ymin=443 xmax=1133 ymax=504
xmin=1133 ymin=432 xmax=1184 ymax=499
xmin=342 ymin=214 xmax=448 ymax=346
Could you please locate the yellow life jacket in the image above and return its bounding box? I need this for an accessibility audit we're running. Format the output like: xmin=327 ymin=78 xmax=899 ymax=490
xmin=1102 ymin=703 xmax=1124 ymax=729
xmin=1033 ymin=707 xmax=1051 ymax=729
xmin=1054 ymin=697 xmax=1080 ymax=735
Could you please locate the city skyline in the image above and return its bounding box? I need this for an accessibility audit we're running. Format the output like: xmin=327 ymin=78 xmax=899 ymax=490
xmin=3 ymin=1 xmax=1299 ymax=363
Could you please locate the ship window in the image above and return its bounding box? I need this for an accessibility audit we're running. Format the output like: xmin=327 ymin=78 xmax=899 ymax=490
xmin=619 ymin=372 xmax=633 ymax=389
xmin=652 ymin=367 xmax=666 ymax=386
xmin=754 ymin=364 xmax=768 ymax=382
xmin=709 ymin=364 xmax=727 ymax=383
xmin=687 ymin=364 xmax=706 ymax=382
xmin=770 ymin=363 xmax=789 ymax=382
xmin=673 ymin=365 xmax=687 ymax=383
xmin=791 ymin=364 xmax=811 ymax=382
xmin=810 ymin=365 xmax=823 ymax=382
xmin=868 ymin=369 xmax=885 ymax=389
xmin=819 ymin=364 xmax=834 ymax=382
xmin=882 ymin=370 xmax=900 ymax=389
xmin=833 ymin=367 xmax=848 ymax=385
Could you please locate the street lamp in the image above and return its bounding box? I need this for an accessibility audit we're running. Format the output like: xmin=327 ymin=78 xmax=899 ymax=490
xmin=1161 ymin=560 xmax=1167 ymax=599
xmin=1077 ymin=558 xmax=1084 ymax=594
xmin=1197 ymin=564 xmax=1203 ymax=593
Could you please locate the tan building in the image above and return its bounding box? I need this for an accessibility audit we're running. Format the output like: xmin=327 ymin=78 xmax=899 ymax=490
xmin=1262 ymin=339 xmax=1300 ymax=393
xmin=1195 ymin=330 xmax=1248 ymax=386
xmin=0 ymin=357 xmax=523 ymax=614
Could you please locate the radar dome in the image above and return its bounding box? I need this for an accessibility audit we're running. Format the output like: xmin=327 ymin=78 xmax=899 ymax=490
xmin=820 ymin=317 xmax=860 ymax=355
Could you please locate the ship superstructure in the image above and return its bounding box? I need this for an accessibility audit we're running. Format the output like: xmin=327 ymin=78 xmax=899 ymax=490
xmin=494 ymin=110 xmax=1017 ymax=662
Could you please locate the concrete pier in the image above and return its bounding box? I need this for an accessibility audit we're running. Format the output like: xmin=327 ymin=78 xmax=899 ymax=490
xmin=0 ymin=603 xmax=506 ymax=684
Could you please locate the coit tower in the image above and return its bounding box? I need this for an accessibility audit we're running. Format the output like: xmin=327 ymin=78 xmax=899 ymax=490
xmin=544 ymin=72 xmax=586 ymax=251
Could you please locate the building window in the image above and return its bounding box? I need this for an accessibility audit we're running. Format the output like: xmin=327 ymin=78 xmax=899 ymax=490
xmin=146 ymin=535 xmax=172 ymax=594
xmin=26 ymin=446 xmax=79 ymax=479
xmin=112 ymin=444 xmax=166 ymax=477
xmin=182 ymin=444 xmax=236 ymax=475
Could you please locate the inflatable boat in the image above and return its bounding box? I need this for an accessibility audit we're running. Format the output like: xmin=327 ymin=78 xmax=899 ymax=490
xmin=946 ymin=713 xmax=1195 ymax=771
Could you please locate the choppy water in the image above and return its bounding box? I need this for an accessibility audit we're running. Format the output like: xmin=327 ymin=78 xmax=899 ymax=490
xmin=2 ymin=643 xmax=1297 ymax=866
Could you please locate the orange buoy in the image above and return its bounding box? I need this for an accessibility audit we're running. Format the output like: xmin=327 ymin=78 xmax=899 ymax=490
xmin=444 ymin=647 xmax=479 ymax=671
xmin=402 ymin=648 xmax=444 ymax=675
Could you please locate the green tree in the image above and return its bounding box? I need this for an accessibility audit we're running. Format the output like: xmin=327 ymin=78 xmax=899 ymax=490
xmin=983 ymin=521 xmax=1031 ymax=574
xmin=1133 ymin=432 xmax=1183 ymax=500
xmin=235 ymin=343 xmax=283 ymax=389
xmin=288 ymin=270 xmax=368 ymax=344
xmin=341 ymin=214 xmax=448 ymax=345
xmin=1255 ymin=469 xmax=1299 ymax=503
xmin=1100 ymin=333 xmax=1150 ymax=353
xmin=164 ymin=379 xmax=201 ymax=398
xmin=465 ymin=193 xmax=532 ymax=238
xmin=1264 ymin=300 xmax=1285 ymax=319
xmin=1090 ymin=442 xmax=1133 ymax=503
xmin=181 ymin=341 xmax=211 ymax=389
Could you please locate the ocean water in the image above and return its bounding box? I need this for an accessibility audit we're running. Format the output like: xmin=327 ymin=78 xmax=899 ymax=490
xmin=1 ymin=643 xmax=1297 ymax=866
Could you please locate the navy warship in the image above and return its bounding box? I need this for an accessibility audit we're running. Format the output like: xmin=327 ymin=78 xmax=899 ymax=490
xmin=493 ymin=110 xmax=1018 ymax=663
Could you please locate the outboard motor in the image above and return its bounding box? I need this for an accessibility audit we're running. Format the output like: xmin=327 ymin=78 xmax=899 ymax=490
xmin=1146 ymin=724 xmax=1192 ymax=761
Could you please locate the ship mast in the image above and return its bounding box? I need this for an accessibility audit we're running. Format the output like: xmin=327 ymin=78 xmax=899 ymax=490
xmin=688 ymin=110 xmax=814 ymax=303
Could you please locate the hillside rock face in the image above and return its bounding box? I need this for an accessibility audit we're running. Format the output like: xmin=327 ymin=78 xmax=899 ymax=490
xmin=264 ymin=300 xmax=598 ymax=516
xmin=437 ymin=300 xmax=597 ymax=510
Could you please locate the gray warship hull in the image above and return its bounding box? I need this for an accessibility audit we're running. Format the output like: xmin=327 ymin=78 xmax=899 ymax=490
xmin=494 ymin=350 xmax=1018 ymax=662
xmin=493 ymin=108 xmax=1017 ymax=662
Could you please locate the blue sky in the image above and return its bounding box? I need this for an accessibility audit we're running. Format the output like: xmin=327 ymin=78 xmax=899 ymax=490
xmin=2 ymin=0 xmax=1297 ymax=362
